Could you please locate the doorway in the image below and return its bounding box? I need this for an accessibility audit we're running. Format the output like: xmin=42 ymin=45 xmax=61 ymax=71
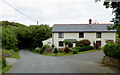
xmin=96 ymin=41 xmax=101 ymax=49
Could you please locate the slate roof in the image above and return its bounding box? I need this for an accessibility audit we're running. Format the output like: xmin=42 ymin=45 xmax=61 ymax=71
xmin=52 ymin=24 xmax=117 ymax=32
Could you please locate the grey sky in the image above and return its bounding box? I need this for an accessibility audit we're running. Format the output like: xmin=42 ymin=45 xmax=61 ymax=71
xmin=0 ymin=0 xmax=113 ymax=26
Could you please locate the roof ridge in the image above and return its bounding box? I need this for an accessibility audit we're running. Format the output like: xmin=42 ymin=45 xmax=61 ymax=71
xmin=54 ymin=23 xmax=112 ymax=25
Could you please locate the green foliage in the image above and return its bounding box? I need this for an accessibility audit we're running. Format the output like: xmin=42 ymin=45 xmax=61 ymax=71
xmin=41 ymin=45 xmax=51 ymax=50
xmin=64 ymin=47 xmax=71 ymax=53
xmin=2 ymin=56 xmax=7 ymax=68
xmin=74 ymin=46 xmax=94 ymax=52
xmin=71 ymin=49 xmax=79 ymax=54
xmin=51 ymin=44 xmax=55 ymax=48
xmin=2 ymin=25 xmax=19 ymax=51
xmin=39 ymin=48 xmax=44 ymax=54
xmin=63 ymin=40 xmax=72 ymax=46
xmin=1 ymin=21 xmax=52 ymax=50
xmin=76 ymin=39 xmax=91 ymax=47
xmin=106 ymin=40 xmax=114 ymax=43
xmin=103 ymin=1 xmax=120 ymax=38
xmin=103 ymin=43 xmax=120 ymax=59
xmin=54 ymin=47 xmax=58 ymax=54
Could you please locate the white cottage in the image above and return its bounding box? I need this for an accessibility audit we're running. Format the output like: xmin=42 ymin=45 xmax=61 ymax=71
xmin=42 ymin=19 xmax=116 ymax=48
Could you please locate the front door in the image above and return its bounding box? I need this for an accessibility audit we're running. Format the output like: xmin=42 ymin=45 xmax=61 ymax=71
xmin=96 ymin=41 xmax=101 ymax=49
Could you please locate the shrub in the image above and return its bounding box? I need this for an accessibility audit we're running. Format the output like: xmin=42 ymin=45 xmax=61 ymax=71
xmin=41 ymin=45 xmax=51 ymax=50
xmin=76 ymin=39 xmax=91 ymax=47
xmin=51 ymin=44 xmax=55 ymax=48
xmin=35 ymin=47 xmax=40 ymax=53
xmin=64 ymin=47 xmax=71 ymax=53
xmin=58 ymin=48 xmax=64 ymax=53
xmin=63 ymin=40 xmax=72 ymax=47
xmin=74 ymin=46 xmax=94 ymax=52
xmin=39 ymin=49 xmax=44 ymax=54
xmin=2 ymin=56 xmax=7 ymax=68
xmin=54 ymin=47 xmax=58 ymax=54
xmin=71 ymin=49 xmax=79 ymax=54
xmin=40 ymin=45 xmax=51 ymax=54
xmin=106 ymin=40 xmax=114 ymax=43
xmin=103 ymin=43 xmax=120 ymax=59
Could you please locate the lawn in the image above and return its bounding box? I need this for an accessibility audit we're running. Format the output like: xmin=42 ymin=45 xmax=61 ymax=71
xmin=32 ymin=49 xmax=102 ymax=57
xmin=2 ymin=65 xmax=13 ymax=74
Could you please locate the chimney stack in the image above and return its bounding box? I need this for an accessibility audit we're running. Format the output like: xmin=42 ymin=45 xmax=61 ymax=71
xmin=89 ymin=19 xmax=92 ymax=24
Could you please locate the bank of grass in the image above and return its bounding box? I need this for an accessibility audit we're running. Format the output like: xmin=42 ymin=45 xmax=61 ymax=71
xmin=32 ymin=49 xmax=102 ymax=57
xmin=2 ymin=65 xmax=13 ymax=74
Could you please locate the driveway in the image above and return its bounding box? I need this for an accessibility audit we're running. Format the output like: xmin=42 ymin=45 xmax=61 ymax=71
xmin=7 ymin=50 xmax=118 ymax=73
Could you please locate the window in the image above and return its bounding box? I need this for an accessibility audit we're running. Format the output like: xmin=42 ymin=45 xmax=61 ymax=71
xmin=59 ymin=41 xmax=64 ymax=46
xmin=96 ymin=32 xmax=101 ymax=38
xmin=59 ymin=33 xmax=64 ymax=38
xmin=48 ymin=42 xmax=51 ymax=44
xmin=68 ymin=43 xmax=73 ymax=48
xmin=79 ymin=32 xmax=84 ymax=38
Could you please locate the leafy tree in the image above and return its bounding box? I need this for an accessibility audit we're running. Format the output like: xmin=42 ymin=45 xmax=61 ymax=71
xmin=96 ymin=0 xmax=120 ymax=38
xmin=1 ymin=21 xmax=52 ymax=51
xmin=2 ymin=25 xmax=18 ymax=51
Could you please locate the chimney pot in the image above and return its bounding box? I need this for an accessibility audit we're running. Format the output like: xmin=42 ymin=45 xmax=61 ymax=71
xmin=89 ymin=19 xmax=92 ymax=24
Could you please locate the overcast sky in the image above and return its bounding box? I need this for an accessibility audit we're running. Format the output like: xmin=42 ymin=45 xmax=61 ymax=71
xmin=0 ymin=0 xmax=113 ymax=26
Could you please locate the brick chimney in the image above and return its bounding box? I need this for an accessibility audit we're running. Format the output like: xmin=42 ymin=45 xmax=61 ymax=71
xmin=89 ymin=19 xmax=92 ymax=24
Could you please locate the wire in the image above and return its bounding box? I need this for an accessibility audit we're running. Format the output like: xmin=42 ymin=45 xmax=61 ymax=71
xmin=2 ymin=0 xmax=38 ymax=22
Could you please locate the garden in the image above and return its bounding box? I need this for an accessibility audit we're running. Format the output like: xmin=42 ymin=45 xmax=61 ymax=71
xmin=31 ymin=39 xmax=102 ymax=57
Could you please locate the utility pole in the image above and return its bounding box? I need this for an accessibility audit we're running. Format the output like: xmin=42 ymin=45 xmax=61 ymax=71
xmin=37 ymin=21 xmax=38 ymax=25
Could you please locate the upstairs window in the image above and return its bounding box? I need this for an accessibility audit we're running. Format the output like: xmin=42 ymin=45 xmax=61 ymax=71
xmin=96 ymin=32 xmax=101 ymax=38
xmin=79 ymin=32 xmax=84 ymax=38
xmin=59 ymin=41 xmax=64 ymax=46
xmin=59 ymin=33 xmax=64 ymax=38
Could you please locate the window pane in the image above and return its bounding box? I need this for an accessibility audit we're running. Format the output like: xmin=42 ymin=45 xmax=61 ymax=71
xmin=59 ymin=33 xmax=64 ymax=38
xmin=79 ymin=32 xmax=84 ymax=38
xmin=59 ymin=41 xmax=63 ymax=46
xmin=96 ymin=32 xmax=101 ymax=38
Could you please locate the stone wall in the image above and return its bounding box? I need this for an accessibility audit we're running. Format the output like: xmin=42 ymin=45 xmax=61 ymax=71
xmin=102 ymin=56 xmax=120 ymax=67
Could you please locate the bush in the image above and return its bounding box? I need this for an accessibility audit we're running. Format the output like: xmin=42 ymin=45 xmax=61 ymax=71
xmin=39 ymin=48 xmax=44 ymax=54
xmin=64 ymin=47 xmax=71 ymax=53
xmin=106 ymin=40 xmax=114 ymax=43
xmin=41 ymin=45 xmax=51 ymax=50
xmin=103 ymin=43 xmax=120 ymax=59
xmin=35 ymin=47 xmax=40 ymax=53
xmin=2 ymin=56 xmax=7 ymax=68
xmin=40 ymin=45 xmax=51 ymax=54
xmin=51 ymin=44 xmax=55 ymax=48
xmin=54 ymin=47 xmax=58 ymax=54
xmin=74 ymin=46 xmax=94 ymax=52
xmin=76 ymin=39 xmax=91 ymax=47
xmin=71 ymin=49 xmax=79 ymax=54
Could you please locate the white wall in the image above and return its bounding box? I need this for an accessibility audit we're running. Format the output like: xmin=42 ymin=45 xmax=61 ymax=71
xmin=42 ymin=38 xmax=52 ymax=46
xmin=52 ymin=32 xmax=116 ymax=48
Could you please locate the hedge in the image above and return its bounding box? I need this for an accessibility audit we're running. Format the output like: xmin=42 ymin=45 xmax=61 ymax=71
xmin=74 ymin=46 xmax=94 ymax=52
xmin=103 ymin=43 xmax=120 ymax=60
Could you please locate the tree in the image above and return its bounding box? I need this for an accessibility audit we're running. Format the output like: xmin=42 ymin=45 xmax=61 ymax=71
xmin=96 ymin=0 xmax=120 ymax=38
xmin=1 ymin=21 xmax=52 ymax=50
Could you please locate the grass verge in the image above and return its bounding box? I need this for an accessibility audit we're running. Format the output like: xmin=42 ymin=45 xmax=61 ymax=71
xmin=2 ymin=65 xmax=13 ymax=74
xmin=31 ymin=49 xmax=102 ymax=57
xmin=9 ymin=52 xmax=20 ymax=59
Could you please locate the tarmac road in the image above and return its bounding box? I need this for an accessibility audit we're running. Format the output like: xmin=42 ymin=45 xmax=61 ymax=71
xmin=7 ymin=49 xmax=118 ymax=73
